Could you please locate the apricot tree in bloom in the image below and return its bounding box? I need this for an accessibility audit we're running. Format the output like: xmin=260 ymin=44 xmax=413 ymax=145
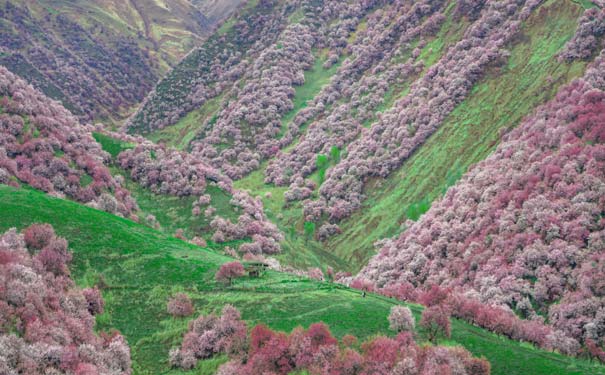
xmin=167 ymin=293 xmax=195 ymax=318
xmin=215 ymin=261 xmax=245 ymax=285
xmin=388 ymin=305 xmax=415 ymax=333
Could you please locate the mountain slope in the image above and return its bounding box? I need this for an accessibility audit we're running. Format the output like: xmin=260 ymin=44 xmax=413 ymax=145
xmin=0 ymin=66 xmax=137 ymax=216
xmin=127 ymin=0 xmax=297 ymax=134
xmin=325 ymin=0 xmax=593 ymax=269
xmin=361 ymin=44 xmax=605 ymax=345
xmin=0 ymin=0 xmax=244 ymax=124
xmin=128 ymin=0 xmax=603 ymax=274
xmin=197 ymin=0 xmax=247 ymax=24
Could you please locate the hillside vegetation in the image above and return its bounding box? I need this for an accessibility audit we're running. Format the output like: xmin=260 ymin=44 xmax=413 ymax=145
xmin=4 ymin=0 xmax=605 ymax=373
xmin=1 ymin=185 xmax=604 ymax=375
xmin=361 ymin=36 xmax=605 ymax=347
xmin=0 ymin=0 xmax=243 ymax=123
xmin=126 ymin=0 xmax=590 ymax=276
xmin=327 ymin=0 xmax=591 ymax=269
xmin=128 ymin=0 xmax=602 ymax=273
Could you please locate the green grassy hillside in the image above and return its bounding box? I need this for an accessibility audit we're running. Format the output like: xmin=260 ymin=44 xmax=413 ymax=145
xmin=1 ymin=185 xmax=604 ymax=375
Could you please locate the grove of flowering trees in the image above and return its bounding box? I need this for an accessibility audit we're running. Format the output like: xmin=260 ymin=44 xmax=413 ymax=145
xmin=309 ymin=0 xmax=543 ymax=224
xmin=170 ymin=305 xmax=490 ymax=375
xmin=102 ymin=129 xmax=284 ymax=255
xmin=0 ymin=67 xmax=137 ymax=217
xmin=559 ymin=8 xmax=605 ymax=62
xmin=128 ymin=0 xmax=290 ymax=133
xmin=360 ymin=49 xmax=605 ymax=350
xmin=169 ymin=304 xmax=247 ymax=369
xmin=0 ymin=225 xmax=131 ymax=374
xmin=350 ymin=280 xmax=583 ymax=355
xmin=117 ymin=137 xmax=228 ymax=197
xmin=131 ymin=0 xmax=379 ymax=173
xmin=208 ymin=190 xmax=284 ymax=254
xmin=187 ymin=0 xmax=380 ymax=181
xmin=265 ymin=0 xmax=446 ymax=189
xmin=220 ymin=322 xmax=491 ymax=375
xmin=189 ymin=21 xmax=317 ymax=179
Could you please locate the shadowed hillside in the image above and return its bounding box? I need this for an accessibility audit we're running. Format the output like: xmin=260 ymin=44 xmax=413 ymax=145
xmin=0 ymin=0 xmax=244 ymax=124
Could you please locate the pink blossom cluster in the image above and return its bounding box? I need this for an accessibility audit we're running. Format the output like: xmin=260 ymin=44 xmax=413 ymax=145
xmin=319 ymin=0 xmax=381 ymax=60
xmin=117 ymin=139 xmax=228 ymax=197
xmin=169 ymin=305 xmax=247 ymax=369
xmin=454 ymin=0 xmax=488 ymax=21
xmin=447 ymin=293 xmax=581 ymax=355
xmin=0 ymin=225 xmax=131 ymax=374
xmin=215 ymin=261 xmax=245 ymax=285
xmin=167 ymin=293 xmax=195 ymax=318
xmin=211 ymin=190 xmax=283 ymax=254
xmin=0 ymin=67 xmax=137 ymax=216
xmin=217 ymin=321 xmax=490 ymax=375
xmin=360 ymin=51 xmax=605 ymax=346
xmin=559 ymin=8 xmax=605 ymax=62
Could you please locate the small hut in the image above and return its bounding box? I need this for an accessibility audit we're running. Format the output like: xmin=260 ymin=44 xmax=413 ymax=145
xmin=243 ymin=261 xmax=269 ymax=278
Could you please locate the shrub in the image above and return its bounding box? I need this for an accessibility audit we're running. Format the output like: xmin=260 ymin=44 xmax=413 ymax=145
xmin=83 ymin=287 xmax=105 ymax=315
xmin=22 ymin=223 xmax=55 ymax=250
xmin=36 ymin=236 xmax=72 ymax=275
xmin=167 ymin=293 xmax=194 ymax=318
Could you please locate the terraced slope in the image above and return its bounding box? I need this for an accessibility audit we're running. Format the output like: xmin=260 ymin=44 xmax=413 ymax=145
xmin=1 ymin=185 xmax=604 ymax=375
